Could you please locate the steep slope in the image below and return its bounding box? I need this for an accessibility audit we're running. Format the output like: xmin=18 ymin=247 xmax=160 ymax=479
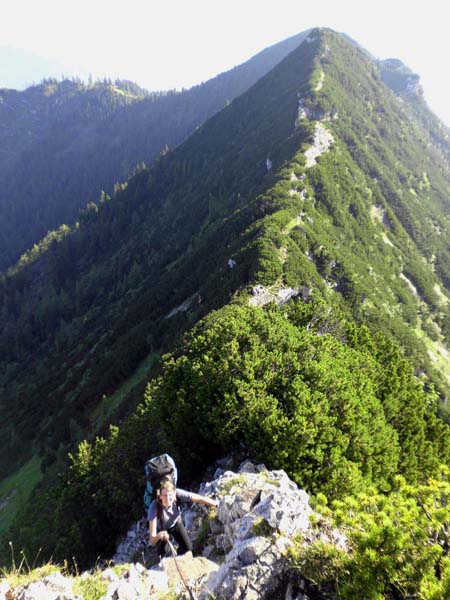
xmin=2 ymin=28 xmax=450 ymax=565
xmin=0 ymin=79 xmax=145 ymax=270
xmin=0 ymin=30 xmax=318 ymax=482
xmin=0 ymin=31 xmax=310 ymax=272
xmin=305 ymin=33 xmax=450 ymax=387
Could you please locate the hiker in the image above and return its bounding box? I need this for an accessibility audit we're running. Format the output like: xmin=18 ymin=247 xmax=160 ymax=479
xmin=148 ymin=478 xmax=218 ymax=558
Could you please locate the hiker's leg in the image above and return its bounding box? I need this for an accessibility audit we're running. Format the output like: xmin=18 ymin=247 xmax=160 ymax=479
xmin=170 ymin=519 xmax=192 ymax=555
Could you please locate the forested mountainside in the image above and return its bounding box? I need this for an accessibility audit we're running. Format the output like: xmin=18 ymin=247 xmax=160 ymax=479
xmin=0 ymin=31 xmax=309 ymax=272
xmin=0 ymin=31 xmax=317 ymax=481
xmin=2 ymin=28 xmax=450 ymax=576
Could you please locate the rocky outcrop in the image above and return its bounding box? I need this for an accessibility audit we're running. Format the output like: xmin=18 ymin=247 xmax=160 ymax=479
xmin=113 ymin=518 xmax=149 ymax=565
xmin=295 ymin=96 xmax=338 ymax=127
xmin=296 ymin=97 xmax=330 ymax=124
xmin=1 ymin=571 xmax=81 ymax=600
xmin=0 ymin=581 xmax=10 ymax=599
xmin=304 ymin=123 xmax=334 ymax=168
xmin=202 ymin=536 xmax=292 ymax=600
xmin=1 ymin=462 xmax=344 ymax=599
xmin=248 ymin=285 xmax=300 ymax=307
xmin=187 ymin=461 xmax=344 ymax=599
xmin=100 ymin=558 xmax=217 ymax=600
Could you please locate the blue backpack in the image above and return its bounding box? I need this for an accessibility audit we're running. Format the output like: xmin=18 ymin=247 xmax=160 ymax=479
xmin=144 ymin=454 xmax=178 ymax=511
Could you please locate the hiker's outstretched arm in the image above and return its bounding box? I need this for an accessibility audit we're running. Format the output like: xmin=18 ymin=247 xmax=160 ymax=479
xmin=190 ymin=493 xmax=218 ymax=507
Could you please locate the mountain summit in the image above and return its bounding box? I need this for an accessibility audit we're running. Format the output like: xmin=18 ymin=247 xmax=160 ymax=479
xmin=1 ymin=28 xmax=450 ymax=573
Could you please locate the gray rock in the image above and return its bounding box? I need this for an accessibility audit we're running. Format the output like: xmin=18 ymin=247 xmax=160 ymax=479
xmin=186 ymin=462 xmax=343 ymax=598
xmin=146 ymin=568 xmax=169 ymax=593
xmin=112 ymin=518 xmax=149 ymax=565
xmin=106 ymin=460 xmax=344 ymax=599
xmin=237 ymin=537 xmax=272 ymax=566
xmin=216 ymin=457 xmax=234 ymax=469
xmin=0 ymin=580 xmax=10 ymax=600
xmin=238 ymin=461 xmax=257 ymax=474
xmin=203 ymin=536 xmax=292 ymax=600
xmin=101 ymin=568 xmax=119 ymax=583
xmin=161 ymin=552 xmax=218 ymax=595
xmin=99 ymin=564 xmax=169 ymax=600
xmin=13 ymin=571 xmax=82 ymax=600
xmin=116 ymin=578 xmax=145 ymax=600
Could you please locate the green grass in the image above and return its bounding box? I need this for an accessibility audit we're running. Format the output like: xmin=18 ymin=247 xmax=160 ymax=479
xmin=0 ymin=456 xmax=42 ymax=538
xmin=1 ymin=561 xmax=131 ymax=599
xmin=218 ymin=474 xmax=248 ymax=495
xmin=1 ymin=561 xmax=61 ymax=589
xmin=252 ymin=517 xmax=274 ymax=537
xmin=73 ymin=570 xmax=109 ymax=600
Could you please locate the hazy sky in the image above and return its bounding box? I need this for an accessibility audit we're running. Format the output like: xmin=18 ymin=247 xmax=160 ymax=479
xmin=1 ymin=0 xmax=449 ymax=125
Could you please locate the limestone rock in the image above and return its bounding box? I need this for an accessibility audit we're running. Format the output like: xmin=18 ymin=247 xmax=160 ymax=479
xmin=190 ymin=462 xmax=343 ymax=599
xmin=202 ymin=536 xmax=292 ymax=600
xmin=112 ymin=518 xmax=149 ymax=565
xmin=100 ymin=563 xmax=168 ymax=600
xmin=11 ymin=571 xmax=81 ymax=600
xmin=106 ymin=459 xmax=345 ymax=599
xmin=162 ymin=552 xmax=219 ymax=596
xmin=248 ymin=285 xmax=299 ymax=307
xmin=101 ymin=568 xmax=119 ymax=583
xmin=304 ymin=123 xmax=334 ymax=168
xmin=0 ymin=580 xmax=11 ymax=600
xmin=295 ymin=97 xmax=333 ymax=125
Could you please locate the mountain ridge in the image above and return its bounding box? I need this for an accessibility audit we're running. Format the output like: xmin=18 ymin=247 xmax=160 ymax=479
xmin=1 ymin=27 xmax=450 ymax=573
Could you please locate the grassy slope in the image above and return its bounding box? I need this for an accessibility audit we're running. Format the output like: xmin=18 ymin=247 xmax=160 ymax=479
xmin=0 ymin=456 xmax=42 ymax=541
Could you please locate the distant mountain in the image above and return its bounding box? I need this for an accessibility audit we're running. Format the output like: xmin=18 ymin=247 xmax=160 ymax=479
xmin=0 ymin=31 xmax=310 ymax=272
xmin=1 ymin=28 xmax=450 ymax=568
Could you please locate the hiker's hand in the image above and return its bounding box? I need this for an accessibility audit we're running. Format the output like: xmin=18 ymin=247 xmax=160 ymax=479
xmin=159 ymin=531 xmax=169 ymax=541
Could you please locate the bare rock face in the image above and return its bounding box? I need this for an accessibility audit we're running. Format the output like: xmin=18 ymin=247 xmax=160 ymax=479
xmin=201 ymin=535 xmax=292 ymax=600
xmin=304 ymin=123 xmax=334 ymax=168
xmin=113 ymin=518 xmax=149 ymax=565
xmin=248 ymin=285 xmax=300 ymax=307
xmin=161 ymin=552 xmax=219 ymax=597
xmin=184 ymin=462 xmax=344 ymax=599
xmin=212 ymin=467 xmax=313 ymax=551
xmin=99 ymin=562 xmax=170 ymax=600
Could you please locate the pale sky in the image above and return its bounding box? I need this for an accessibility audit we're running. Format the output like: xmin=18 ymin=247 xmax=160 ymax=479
xmin=1 ymin=0 xmax=449 ymax=125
